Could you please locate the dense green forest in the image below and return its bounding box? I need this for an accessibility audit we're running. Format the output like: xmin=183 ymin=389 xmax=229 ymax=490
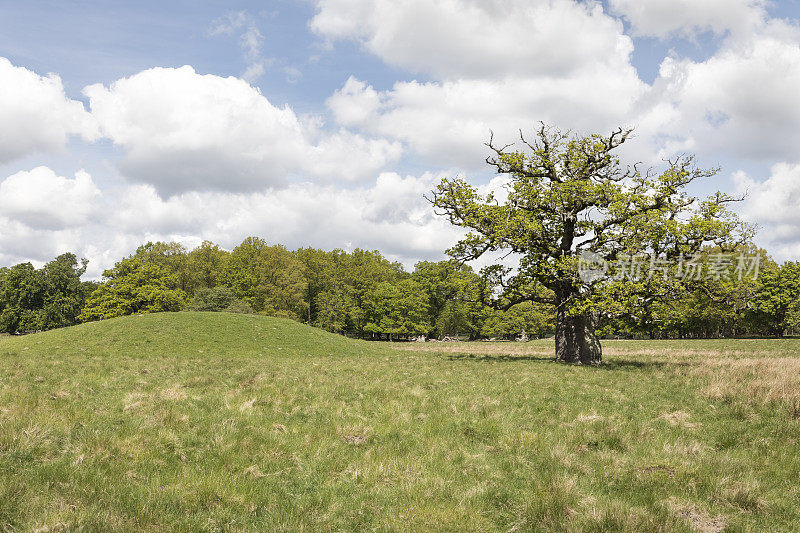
xmin=1 ymin=237 xmax=799 ymax=339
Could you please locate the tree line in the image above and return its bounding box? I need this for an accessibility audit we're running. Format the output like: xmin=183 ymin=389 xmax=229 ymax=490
xmin=0 ymin=239 xmax=550 ymax=339
xmin=1 ymin=237 xmax=799 ymax=339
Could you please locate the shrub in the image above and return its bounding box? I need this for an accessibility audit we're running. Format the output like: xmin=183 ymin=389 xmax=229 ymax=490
xmin=188 ymin=286 xmax=237 ymax=311
xmin=225 ymin=299 xmax=255 ymax=314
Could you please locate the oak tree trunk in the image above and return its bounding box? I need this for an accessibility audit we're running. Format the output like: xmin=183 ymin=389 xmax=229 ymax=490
xmin=555 ymin=306 xmax=602 ymax=364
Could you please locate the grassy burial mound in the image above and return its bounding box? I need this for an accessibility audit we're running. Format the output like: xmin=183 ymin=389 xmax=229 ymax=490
xmin=1 ymin=313 xmax=800 ymax=531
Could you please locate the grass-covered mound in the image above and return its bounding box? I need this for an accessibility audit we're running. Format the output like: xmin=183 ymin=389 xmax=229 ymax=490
xmin=1 ymin=313 xmax=799 ymax=531
xmin=0 ymin=311 xmax=384 ymax=360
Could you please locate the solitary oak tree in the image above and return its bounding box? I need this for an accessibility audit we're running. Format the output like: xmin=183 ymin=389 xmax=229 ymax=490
xmin=430 ymin=124 xmax=745 ymax=364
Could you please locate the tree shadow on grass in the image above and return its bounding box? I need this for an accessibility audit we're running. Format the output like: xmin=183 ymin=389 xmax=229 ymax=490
xmin=446 ymin=352 xmax=684 ymax=371
xmin=446 ymin=353 xmax=553 ymax=363
xmin=597 ymin=359 xmax=683 ymax=371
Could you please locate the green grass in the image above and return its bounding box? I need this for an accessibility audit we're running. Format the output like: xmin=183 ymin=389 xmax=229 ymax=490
xmin=1 ymin=312 xmax=799 ymax=531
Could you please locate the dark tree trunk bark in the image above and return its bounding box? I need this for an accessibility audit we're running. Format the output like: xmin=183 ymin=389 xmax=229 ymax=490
xmin=555 ymin=306 xmax=602 ymax=364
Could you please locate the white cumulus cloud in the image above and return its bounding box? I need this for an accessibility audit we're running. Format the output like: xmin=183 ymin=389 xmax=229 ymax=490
xmin=0 ymin=57 xmax=98 ymax=164
xmin=329 ymin=74 xmax=645 ymax=167
xmin=0 ymin=217 xmax=85 ymax=269
xmin=631 ymin=25 xmax=800 ymax=165
xmin=326 ymin=77 xmax=381 ymax=127
xmin=311 ymin=0 xmax=633 ymax=79
xmin=0 ymin=166 xmax=101 ymax=230
xmin=0 ymin=165 xmax=462 ymax=277
xmin=84 ymin=66 xmax=401 ymax=195
xmin=735 ymin=163 xmax=800 ymax=259
xmin=317 ymin=0 xmax=645 ymax=167
xmin=609 ymin=0 xmax=767 ymax=39
xmin=108 ymin=171 xmax=458 ymax=263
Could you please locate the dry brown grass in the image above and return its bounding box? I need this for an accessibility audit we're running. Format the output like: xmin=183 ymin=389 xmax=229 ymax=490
xmin=394 ymin=341 xmax=553 ymax=357
xmin=160 ymin=383 xmax=187 ymax=401
xmin=400 ymin=339 xmax=800 ymax=416
xmin=664 ymin=497 xmax=727 ymax=533
xmin=338 ymin=425 xmax=373 ymax=445
xmin=659 ymin=410 xmax=702 ymax=428
xmin=696 ymin=357 xmax=800 ymax=417
xmin=397 ymin=339 xmax=776 ymax=360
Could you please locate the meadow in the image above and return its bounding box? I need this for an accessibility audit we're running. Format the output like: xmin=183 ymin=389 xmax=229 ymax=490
xmin=1 ymin=312 xmax=799 ymax=531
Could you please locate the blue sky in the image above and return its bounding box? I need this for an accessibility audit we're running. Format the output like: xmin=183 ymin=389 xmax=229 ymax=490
xmin=1 ymin=0 xmax=800 ymax=276
xmin=3 ymin=1 xmax=795 ymax=96
xmin=0 ymin=1 xmax=410 ymax=109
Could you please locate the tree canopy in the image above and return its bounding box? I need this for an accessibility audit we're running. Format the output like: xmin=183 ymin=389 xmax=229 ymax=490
xmin=431 ymin=124 xmax=748 ymax=363
xmin=0 ymin=253 xmax=93 ymax=334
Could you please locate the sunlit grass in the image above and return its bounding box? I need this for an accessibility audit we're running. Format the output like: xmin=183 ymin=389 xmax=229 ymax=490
xmin=1 ymin=313 xmax=799 ymax=531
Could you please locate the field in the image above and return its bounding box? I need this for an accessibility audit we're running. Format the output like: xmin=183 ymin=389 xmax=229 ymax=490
xmin=1 ymin=313 xmax=799 ymax=531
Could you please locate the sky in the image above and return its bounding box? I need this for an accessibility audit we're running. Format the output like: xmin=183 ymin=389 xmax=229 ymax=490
xmin=1 ymin=0 xmax=800 ymax=277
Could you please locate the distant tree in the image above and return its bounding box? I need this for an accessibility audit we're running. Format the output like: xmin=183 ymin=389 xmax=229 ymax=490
xmin=658 ymin=245 xmax=769 ymax=338
xmin=188 ymin=286 xmax=254 ymax=314
xmin=224 ymin=299 xmax=256 ymax=314
xmin=750 ymin=261 xmax=800 ymax=336
xmin=480 ymin=301 xmax=554 ymax=340
xmin=0 ymin=262 xmax=44 ymax=333
xmin=338 ymin=249 xmax=406 ymax=337
xmin=41 ymin=253 xmax=94 ymax=329
xmin=222 ymin=237 xmax=308 ymax=319
xmin=0 ymin=253 xmax=91 ymax=333
xmin=431 ymin=124 xmax=746 ymax=363
xmin=186 ymin=241 xmax=229 ymax=293
xmin=188 ymin=286 xmax=237 ymax=311
xmin=314 ymin=289 xmax=352 ymax=333
xmin=412 ymin=260 xmax=483 ymax=339
xmin=131 ymin=242 xmax=192 ymax=293
xmin=785 ymin=300 xmax=800 ymax=335
xmin=79 ymin=257 xmax=187 ymax=321
xmin=296 ymin=247 xmax=339 ymax=324
xmin=364 ymin=279 xmax=430 ymax=339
